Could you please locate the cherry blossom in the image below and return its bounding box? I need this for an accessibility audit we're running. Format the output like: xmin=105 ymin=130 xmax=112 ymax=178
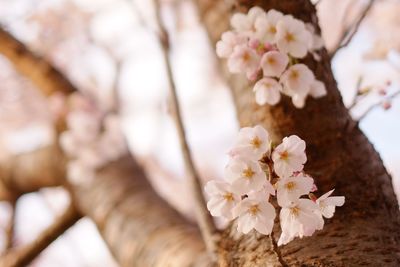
xmin=217 ymin=8 xmax=328 ymax=108
xmin=227 ymin=45 xmax=260 ymax=78
xmin=231 ymin=125 xmax=270 ymax=159
xmin=60 ymin=92 xmax=127 ymax=185
xmin=216 ymin=31 xmax=247 ymax=58
xmin=260 ymin=51 xmax=289 ymax=77
xmin=233 ymin=191 xmax=276 ymax=235
xmin=280 ymin=64 xmax=314 ymax=97
xmin=309 ymin=80 xmax=327 ymax=98
xmin=278 ymin=198 xmax=324 ymax=246
xmin=253 ymin=77 xmax=282 ymax=105
xmin=230 ymin=6 xmax=265 ymax=36
xmin=272 ymin=135 xmax=307 ymax=178
xmin=255 ymin=9 xmax=284 ymax=42
xmin=276 ymin=174 xmax=314 ymax=206
xmin=276 ymin=16 xmax=312 ymax=58
xmin=205 ymin=125 xmax=344 ymax=244
xmin=204 ymin=180 xmax=240 ymax=220
xmin=225 ymin=156 xmax=266 ymax=195
xmin=316 ymin=189 xmax=345 ymax=218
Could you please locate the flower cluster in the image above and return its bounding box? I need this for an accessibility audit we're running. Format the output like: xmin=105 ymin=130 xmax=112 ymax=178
xmin=216 ymin=8 xmax=326 ymax=108
xmin=204 ymin=125 xmax=344 ymax=245
xmin=59 ymin=93 xmax=127 ymax=184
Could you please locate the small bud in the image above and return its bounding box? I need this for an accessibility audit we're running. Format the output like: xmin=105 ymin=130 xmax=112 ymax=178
xmin=382 ymin=100 xmax=392 ymax=110
xmin=309 ymin=192 xmax=317 ymax=202
xmin=377 ymin=87 xmax=387 ymax=96
xmin=311 ymin=183 xmax=318 ymax=192
xmin=249 ymin=38 xmax=260 ymax=49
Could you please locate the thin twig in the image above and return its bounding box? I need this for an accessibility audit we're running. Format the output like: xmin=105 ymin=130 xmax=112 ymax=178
xmin=0 ymin=204 xmax=81 ymax=267
xmin=357 ymin=90 xmax=400 ymax=121
xmin=348 ymin=76 xmax=364 ymax=110
xmin=330 ymin=0 xmax=375 ymax=57
xmin=152 ymin=0 xmax=218 ymax=256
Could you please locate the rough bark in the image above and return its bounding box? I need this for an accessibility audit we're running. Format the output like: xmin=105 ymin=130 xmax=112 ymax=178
xmin=0 ymin=28 xmax=75 ymax=95
xmin=196 ymin=0 xmax=400 ymax=266
xmin=0 ymin=145 xmax=65 ymax=201
xmin=0 ymin=146 xmax=211 ymax=267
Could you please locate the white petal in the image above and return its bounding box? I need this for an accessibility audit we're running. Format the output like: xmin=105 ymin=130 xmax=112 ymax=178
xmin=309 ymin=80 xmax=327 ymax=98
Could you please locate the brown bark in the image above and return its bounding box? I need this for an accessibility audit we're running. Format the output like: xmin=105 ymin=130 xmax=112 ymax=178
xmin=195 ymin=0 xmax=400 ymax=266
xmin=0 ymin=145 xmax=65 ymax=201
xmin=0 ymin=146 xmax=211 ymax=267
xmin=0 ymin=28 xmax=75 ymax=95
xmin=1 ymin=204 xmax=81 ymax=267
xmin=0 ymin=28 xmax=211 ymax=267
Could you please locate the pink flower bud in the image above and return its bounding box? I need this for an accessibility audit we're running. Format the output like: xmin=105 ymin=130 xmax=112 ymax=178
xmin=311 ymin=183 xmax=318 ymax=192
xmin=248 ymin=38 xmax=260 ymax=49
xmin=382 ymin=101 xmax=392 ymax=110
xmin=309 ymin=192 xmax=317 ymax=202
xmin=377 ymin=87 xmax=387 ymax=96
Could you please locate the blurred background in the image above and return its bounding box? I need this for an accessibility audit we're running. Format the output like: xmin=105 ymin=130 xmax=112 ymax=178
xmin=0 ymin=0 xmax=399 ymax=266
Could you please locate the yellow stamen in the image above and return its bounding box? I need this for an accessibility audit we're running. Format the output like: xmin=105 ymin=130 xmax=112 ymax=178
xmin=285 ymin=181 xmax=296 ymax=191
xmin=290 ymin=206 xmax=300 ymax=217
xmin=249 ymin=204 xmax=260 ymax=215
xmin=223 ymin=193 xmax=234 ymax=202
xmin=285 ymin=32 xmax=295 ymax=42
xmin=280 ymin=150 xmax=289 ymax=160
xmin=242 ymin=167 xmax=255 ymax=179
xmin=250 ymin=136 xmax=262 ymax=149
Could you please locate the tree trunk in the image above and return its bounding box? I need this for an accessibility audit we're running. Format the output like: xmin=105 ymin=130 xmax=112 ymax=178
xmin=195 ymin=0 xmax=400 ymax=266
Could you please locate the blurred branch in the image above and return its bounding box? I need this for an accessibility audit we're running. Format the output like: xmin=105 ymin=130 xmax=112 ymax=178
xmin=348 ymin=76 xmax=364 ymax=110
xmin=0 ymin=27 xmax=76 ymax=96
xmin=357 ymin=90 xmax=400 ymax=121
xmin=4 ymin=199 xmax=17 ymax=253
xmin=152 ymin=0 xmax=218 ymax=257
xmin=0 ymin=204 xmax=81 ymax=267
xmin=330 ymin=0 xmax=375 ymax=57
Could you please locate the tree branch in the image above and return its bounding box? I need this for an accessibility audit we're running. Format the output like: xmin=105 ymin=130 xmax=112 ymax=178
xmin=152 ymin=0 xmax=218 ymax=256
xmin=0 ymin=204 xmax=81 ymax=267
xmin=3 ymin=199 xmax=17 ymax=252
xmin=0 ymin=27 xmax=76 ymax=96
xmin=330 ymin=0 xmax=375 ymax=57
xmin=357 ymin=90 xmax=400 ymax=121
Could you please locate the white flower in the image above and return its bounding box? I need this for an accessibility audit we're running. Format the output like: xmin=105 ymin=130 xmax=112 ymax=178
xmin=309 ymin=80 xmax=327 ymax=98
xmin=225 ymin=156 xmax=266 ymax=195
xmin=66 ymin=111 xmax=101 ymax=142
xmin=231 ymin=125 xmax=270 ymax=159
xmin=204 ymin=180 xmax=240 ymax=220
xmin=67 ymin=161 xmax=95 ymax=185
xmin=272 ymin=135 xmax=307 ymax=178
xmin=233 ymin=191 xmax=276 ymax=235
xmin=227 ymin=45 xmax=260 ymax=77
xmin=278 ymin=198 xmax=324 ymax=246
xmin=260 ymin=51 xmax=289 ymax=77
xmin=276 ymin=174 xmax=314 ymax=206
xmin=230 ymin=7 xmax=265 ymax=37
xmin=253 ymin=77 xmax=282 ymax=105
xmin=305 ymin=23 xmax=324 ymax=51
xmin=316 ymin=189 xmax=345 ymax=218
xmin=60 ymin=132 xmax=79 ymax=157
xmin=216 ymin=31 xmax=247 ymax=58
xmin=254 ymin=9 xmax=284 ymax=42
xmin=280 ymin=64 xmax=314 ymax=96
xmin=276 ymin=16 xmax=312 ymax=58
